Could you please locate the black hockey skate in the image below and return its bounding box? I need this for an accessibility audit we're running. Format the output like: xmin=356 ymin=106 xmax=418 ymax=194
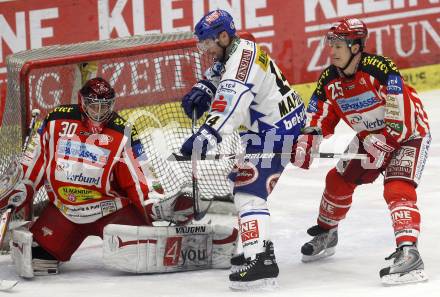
xmin=301 ymin=225 xmax=338 ymax=262
xmin=229 ymin=241 xmax=279 ymax=291
xmin=380 ymin=244 xmax=428 ymax=285
xmin=230 ymin=252 xmax=246 ymax=272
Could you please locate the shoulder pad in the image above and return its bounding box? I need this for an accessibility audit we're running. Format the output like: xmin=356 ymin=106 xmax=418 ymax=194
xmin=107 ymin=113 xmax=141 ymax=141
xmin=45 ymin=105 xmax=81 ymax=122
xmin=359 ymin=53 xmax=400 ymax=84
xmin=314 ymin=66 xmax=338 ymax=101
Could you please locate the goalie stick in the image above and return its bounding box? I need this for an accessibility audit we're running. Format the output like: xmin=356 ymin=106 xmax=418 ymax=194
xmin=168 ymin=152 xmax=369 ymax=162
xmin=0 ymin=109 xmax=40 ymax=291
xmin=0 ymin=109 xmax=40 ymax=249
xmin=190 ymin=110 xmax=212 ymax=221
xmin=0 ymin=109 xmax=41 ymax=201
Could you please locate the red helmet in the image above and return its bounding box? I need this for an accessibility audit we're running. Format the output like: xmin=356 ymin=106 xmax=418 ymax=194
xmin=78 ymin=77 xmax=116 ymax=132
xmin=327 ymin=18 xmax=368 ymax=49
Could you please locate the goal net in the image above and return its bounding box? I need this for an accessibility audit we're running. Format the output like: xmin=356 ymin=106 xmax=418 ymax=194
xmin=2 ymin=31 xmax=252 ymax=219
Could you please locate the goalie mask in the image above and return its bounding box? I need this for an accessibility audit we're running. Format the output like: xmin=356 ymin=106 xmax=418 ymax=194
xmin=78 ymin=77 xmax=116 ymax=133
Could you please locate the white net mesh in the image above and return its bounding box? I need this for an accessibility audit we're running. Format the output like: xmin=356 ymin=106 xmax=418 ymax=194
xmin=2 ymin=32 xmax=246 ymax=218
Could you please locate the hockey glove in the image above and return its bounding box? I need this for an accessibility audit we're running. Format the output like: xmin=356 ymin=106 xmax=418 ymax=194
xmin=2 ymin=181 xmax=34 ymax=210
xmin=145 ymin=193 xmax=194 ymax=225
xmin=358 ymin=130 xmax=400 ymax=169
xmin=291 ymin=127 xmax=322 ymax=169
xmin=182 ymin=80 xmax=217 ymax=120
xmin=180 ymin=124 xmax=222 ymax=157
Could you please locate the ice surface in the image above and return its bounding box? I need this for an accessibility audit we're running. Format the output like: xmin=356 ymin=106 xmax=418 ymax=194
xmin=1 ymin=90 xmax=439 ymax=297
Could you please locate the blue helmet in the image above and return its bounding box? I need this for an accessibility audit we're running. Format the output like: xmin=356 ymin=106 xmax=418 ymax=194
xmin=194 ymin=10 xmax=236 ymax=41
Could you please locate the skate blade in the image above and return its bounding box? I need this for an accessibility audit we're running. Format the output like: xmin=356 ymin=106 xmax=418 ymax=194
xmin=302 ymin=247 xmax=335 ymax=263
xmin=229 ymin=278 xmax=279 ymax=291
xmin=381 ymin=269 xmax=428 ymax=286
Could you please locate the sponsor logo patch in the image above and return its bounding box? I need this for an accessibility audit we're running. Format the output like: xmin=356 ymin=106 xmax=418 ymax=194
xmin=307 ymin=94 xmax=319 ymax=113
xmin=57 ymin=139 xmax=110 ymax=165
xmin=255 ymin=45 xmax=269 ymax=71
xmin=233 ymin=162 xmax=258 ymax=187
xmin=240 ymin=220 xmax=259 ymax=242
xmin=276 ymin=105 xmax=306 ymax=131
xmin=278 ymin=92 xmax=303 ymax=118
xmin=164 ymin=236 xmax=183 ymax=266
xmin=387 ymin=146 xmax=417 ymax=180
xmin=211 ymin=92 xmax=233 ymax=114
xmin=387 ymin=75 xmax=403 ymax=94
xmin=58 ymin=186 xmax=102 ymax=203
xmin=235 ymin=49 xmax=253 ymax=82
xmin=55 ymin=159 xmax=104 ymax=187
xmin=266 ymin=174 xmax=280 ymax=195
xmin=100 ymin=200 xmax=117 ymax=216
xmin=336 ymin=91 xmax=381 ymax=113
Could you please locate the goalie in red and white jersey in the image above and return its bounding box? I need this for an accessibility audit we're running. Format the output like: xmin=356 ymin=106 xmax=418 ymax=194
xmin=0 ymin=77 xmax=198 ymax=277
xmin=291 ymin=18 xmax=431 ymax=285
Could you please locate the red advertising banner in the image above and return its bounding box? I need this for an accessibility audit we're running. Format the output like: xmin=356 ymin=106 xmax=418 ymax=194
xmin=1 ymin=0 xmax=439 ymax=92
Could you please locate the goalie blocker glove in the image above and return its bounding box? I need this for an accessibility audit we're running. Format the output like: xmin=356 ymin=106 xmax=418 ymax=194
xmin=182 ymin=80 xmax=217 ymax=120
xmin=180 ymin=124 xmax=222 ymax=157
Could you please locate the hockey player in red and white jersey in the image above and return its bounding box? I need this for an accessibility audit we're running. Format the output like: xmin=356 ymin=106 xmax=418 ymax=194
xmin=180 ymin=10 xmax=305 ymax=290
xmin=291 ymin=18 xmax=430 ymax=285
xmin=1 ymin=77 xmax=196 ymax=277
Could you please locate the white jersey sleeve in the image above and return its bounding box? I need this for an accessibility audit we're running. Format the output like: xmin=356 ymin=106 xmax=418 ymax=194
xmin=204 ymin=38 xmax=305 ymax=138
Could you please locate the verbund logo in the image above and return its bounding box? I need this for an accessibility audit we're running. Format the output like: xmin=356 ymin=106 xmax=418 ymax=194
xmin=337 ymin=91 xmax=381 ymax=113
xmin=55 ymin=159 xmax=104 ymax=187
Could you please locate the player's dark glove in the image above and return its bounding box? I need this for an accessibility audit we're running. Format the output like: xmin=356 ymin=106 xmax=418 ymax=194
xmin=180 ymin=124 xmax=222 ymax=157
xmin=182 ymin=80 xmax=217 ymax=120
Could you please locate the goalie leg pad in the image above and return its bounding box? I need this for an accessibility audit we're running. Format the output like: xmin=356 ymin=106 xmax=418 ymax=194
xmin=212 ymin=225 xmax=238 ymax=269
xmin=10 ymin=229 xmax=33 ymax=278
xmin=103 ymin=224 xmax=238 ymax=273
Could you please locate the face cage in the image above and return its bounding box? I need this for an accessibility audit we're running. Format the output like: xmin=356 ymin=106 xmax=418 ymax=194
xmin=81 ymin=96 xmax=116 ymax=123
xmin=196 ymin=38 xmax=218 ymax=52
xmin=326 ymin=32 xmax=365 ymax=49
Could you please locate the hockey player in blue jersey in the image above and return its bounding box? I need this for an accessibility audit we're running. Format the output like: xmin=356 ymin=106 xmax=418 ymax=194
xmin=179 ymin=10 xmax=306 ymax=290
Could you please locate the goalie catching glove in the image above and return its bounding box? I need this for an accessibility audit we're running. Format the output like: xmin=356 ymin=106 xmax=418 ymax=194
xmin=144 ymin=192 xmax=194 ymax=225
xmin=0 ymin=180 xmax=34 ymax=212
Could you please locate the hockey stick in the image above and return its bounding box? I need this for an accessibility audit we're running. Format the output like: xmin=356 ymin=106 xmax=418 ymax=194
xmin=0 ymin=109 xmax=40 ymax=244
xmin=0 ymin=109 xmax=41 ymax=201
xmin=0 ymin=208 xmax=12 ymax=251
xmin=0 ymin=109 xmax=40 ymax=290
xmin=190 ymin=110 xmax=212 ymax=221
xmin=168 ymin=151 xmax=368 ymax=162
xmin=0 ymin=208 xmax=18 ymax=292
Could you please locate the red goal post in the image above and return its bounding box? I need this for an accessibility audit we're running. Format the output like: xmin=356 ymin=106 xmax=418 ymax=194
xmin=2 ymin=31 xmax=254 ymax=218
